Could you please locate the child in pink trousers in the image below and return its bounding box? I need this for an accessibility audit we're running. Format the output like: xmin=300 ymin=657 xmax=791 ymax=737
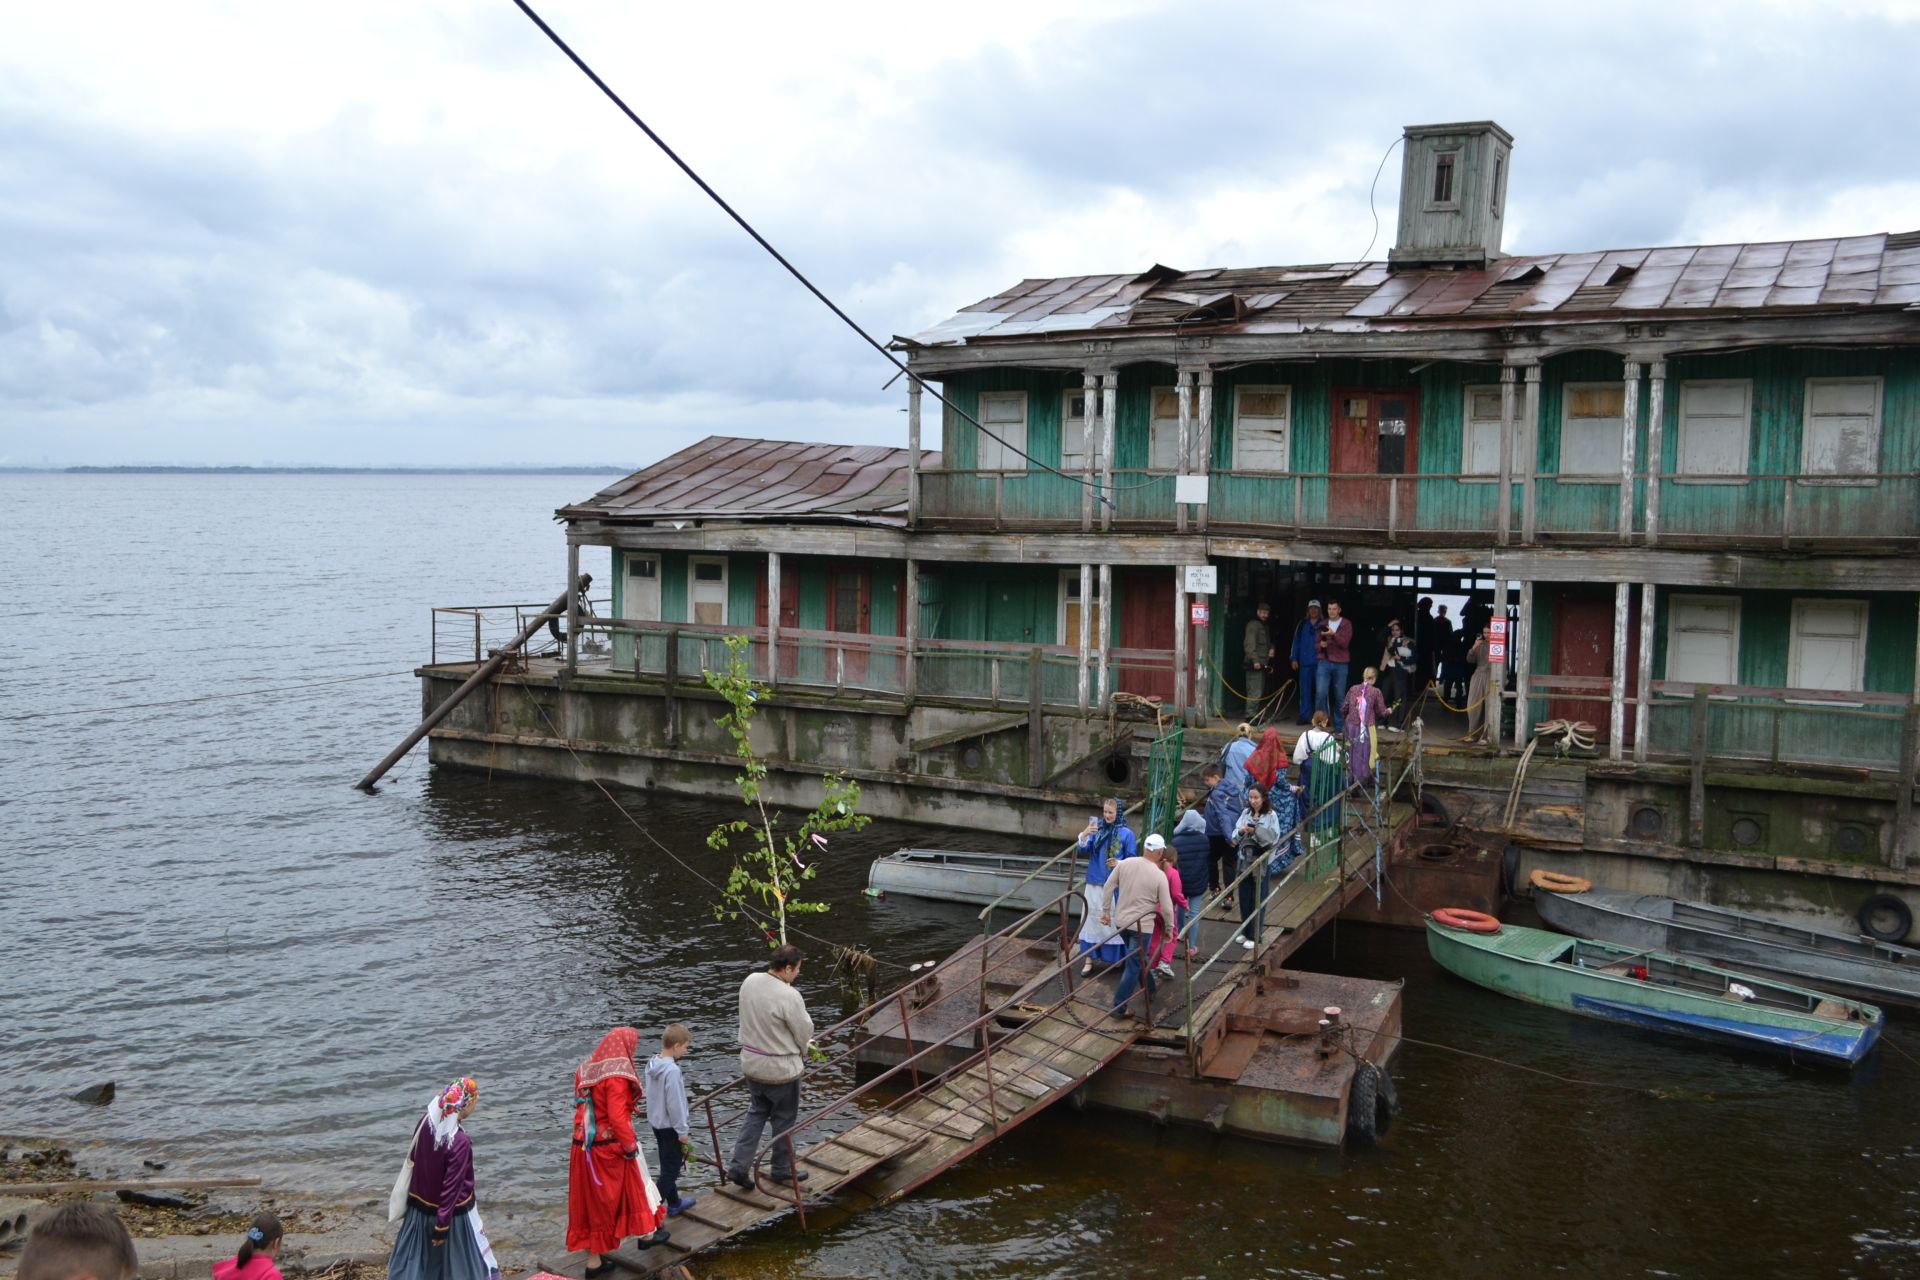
xmin=1144 ymin=834 xmax=1191 ymax=978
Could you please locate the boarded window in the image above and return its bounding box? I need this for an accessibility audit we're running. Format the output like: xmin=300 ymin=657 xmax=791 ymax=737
xmin=1060 ymin=389 xmax=1101 ymax=471
xmin=1802 ymin=377 xmax=1882 ymax=482
xmin=1788 ymin=599 xmax=1868 ymax=693
xmin=976 ymin=390 xmax=1028 ymax=472
xmin=1232 ymin=385 xmax=1291 ymax=472
xmin=1462 ymin=386 xmax=1503 ymax=477
xmin=1676 ymin=380 xmax=1752 ymax=478
xmin=1666 ymin=595 xmax=1739 ymax=686
xmin=623 ymin=554 xmax=661 ymax=623
xmin=1559 ymin=382 xmax=1626 ymax=478
xmin=1059 ymin=569 xmax=1102 ymax=646
xmin=689 ymin=556 xmax=728 ymax=626
xmin=1148 ymin=387 xmax=1182 ymax=470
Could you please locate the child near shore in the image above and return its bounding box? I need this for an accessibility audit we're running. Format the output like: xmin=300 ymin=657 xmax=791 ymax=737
xmin=213 ymin=1213 xmax=283 ymax=1280
xmin=645 ymin=1024 xmax=697 ymax=1217
xmin=20 ymin=1203 xmax=138 ymax=1280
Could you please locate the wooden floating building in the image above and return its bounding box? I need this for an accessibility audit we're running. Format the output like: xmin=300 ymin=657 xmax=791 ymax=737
xmin=420 ymin=120 xmax=1920 ymax=938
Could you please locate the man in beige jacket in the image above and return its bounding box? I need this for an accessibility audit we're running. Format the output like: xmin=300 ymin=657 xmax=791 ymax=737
xmin=1100 ymin=835 xmax=1176 ymax=1022
xmin=726 ymin=944 xmax=814 ymax=1189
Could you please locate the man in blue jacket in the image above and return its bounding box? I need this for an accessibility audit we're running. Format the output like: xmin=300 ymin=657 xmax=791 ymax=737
xmin=1288 ymin=600 xmax=1323 ymax=725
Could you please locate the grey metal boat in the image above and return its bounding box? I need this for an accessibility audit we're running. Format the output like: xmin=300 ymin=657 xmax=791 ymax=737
xmin=1534 ymin=888 xmax=1920 ymax=1010
xmin=866 ymin=847 xmax=1080 ymax=914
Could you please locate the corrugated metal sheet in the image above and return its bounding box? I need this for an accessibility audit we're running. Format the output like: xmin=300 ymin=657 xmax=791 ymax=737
xmin=906 ymin=229 xmax=1920 ymax=347
xmin=561 ymin=437 xmax=937 ymax=526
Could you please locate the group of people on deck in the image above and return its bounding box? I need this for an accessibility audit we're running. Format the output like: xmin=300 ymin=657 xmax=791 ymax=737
xmin=1244 ymin=595 xmax=1496 ymax=736
xmin=1074 ymin=708 xmax=1371 ymax=1022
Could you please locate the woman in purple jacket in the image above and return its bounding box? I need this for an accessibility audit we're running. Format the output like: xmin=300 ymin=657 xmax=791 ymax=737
xmin=387 ymin=1078 xmax=499 ymax=1280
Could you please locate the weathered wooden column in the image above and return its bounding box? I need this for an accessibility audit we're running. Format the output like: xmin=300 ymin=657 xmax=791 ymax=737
xmin=1076 ymin=563 xmax=1092 ymax=713
xmin=1195 ymin=369 xmax=1214 ymax=534
xmin=906 ymin=376 xmax=923 ymax=529
xmin=1173 ymin=567 xmax=1189 ymax=722
xmin=1609 ymin=580 xmax=1631 ymax=759
xmin=1897 ymin=593 xmax=1920 ymax=869
xmin=903 ymin=558 xmax=919 ymax=702
xmin=1096 ymin=563 xmax=1112 ymax=705
xmin=1175 ymin=370 xmax=1194 ymax=534
xmin=1080 ymin=370 xmax=1099 ymax=531
xmin=1099 ymin=372 xmax=1117 ymax=532
xmin=564 ymin=541 xmax=581 ymax=673
xmin=1491 ymin=574 xmax=1509 ymax=750
xmin=1497 ymin=365 xmax=1517 ymax=545
xmin=1520 ymin=364 xmax=1541 ymax=544
xmin=1644 ymin=358 xmax=1667 ymax=547
xmin=1512 ymin=579 xmax=1534 ymax=748
xmin=1634 ymin=582 xmax=1656 ymax=764
xmin=1618 ymin=361 xmax=1642 ymax=544
xmin=766 ymin=550 xmax=782 ymax=689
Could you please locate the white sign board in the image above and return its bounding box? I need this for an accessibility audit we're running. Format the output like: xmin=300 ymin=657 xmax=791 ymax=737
xmin=1174 ymin=474 xmax=1210 ymax=506
xmin=1183 ymin=565 xmax=1218 ymax=594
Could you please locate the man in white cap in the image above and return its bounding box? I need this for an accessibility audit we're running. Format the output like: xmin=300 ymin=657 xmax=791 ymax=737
xmin=1101 ymin=833 xmax=1175 ymax=1022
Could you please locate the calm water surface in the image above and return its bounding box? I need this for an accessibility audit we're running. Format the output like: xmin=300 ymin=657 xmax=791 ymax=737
xmin=3 ymin=473 xmax=1918 ymax=1279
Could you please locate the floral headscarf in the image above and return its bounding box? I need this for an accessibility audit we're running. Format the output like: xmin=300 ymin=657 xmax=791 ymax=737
xmin=574 ymin=1027 xmax=643 ymax=1094
xmin=426 ymin=1076 xmax=478 ymax=1149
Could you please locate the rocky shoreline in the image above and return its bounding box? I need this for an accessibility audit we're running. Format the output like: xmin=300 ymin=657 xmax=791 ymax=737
xmin=0 ymin=1138 xmax=551 ymax=1280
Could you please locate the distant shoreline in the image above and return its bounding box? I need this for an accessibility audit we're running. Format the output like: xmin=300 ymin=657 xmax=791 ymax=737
xmin=1 ymin=465 xmax=632 ymax=475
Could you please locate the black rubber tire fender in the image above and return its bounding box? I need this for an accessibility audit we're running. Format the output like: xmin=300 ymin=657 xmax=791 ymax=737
xmin=1346 ymin=1061 xmax=1380 ymax=1145
xmin=1376 ymin=1065 xmax=1401 ymax=1120
xmin=1859 ymin=893 xmax=1913 ymax=944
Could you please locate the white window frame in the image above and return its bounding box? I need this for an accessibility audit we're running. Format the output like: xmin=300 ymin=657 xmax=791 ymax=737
xmin=1787 ymin=598 xmax=1868 ymax=702
xmin=1231 ymin=385 xmax=1292 ymax=473
xmin=975 ymin=390 xmax=1029 ymax=473
xmin=1057 ymin=569 xmax=1102 ymax=645
xmin=1461 ymin=385 xmax=1503 ymax=481
xmin=1147 ymin=386 xmax=1182 ymax=472
xmin=688 ymin=555 xmax=730 ymax=626
xmin=1060 ymin=388 xmax=1099 ymax=472
xmin=1800 ymin=376 xmax=1883 ymax=486
xmin=1665 ymin=594 xmax=1740 ymax=698
xmin=622 ymin=552 xmax=662 ymax=621
xmin=1557 ymin=381 xmax=1627 ymax=483
xmin=1675 ymin=379 xmax=1753 ymax=483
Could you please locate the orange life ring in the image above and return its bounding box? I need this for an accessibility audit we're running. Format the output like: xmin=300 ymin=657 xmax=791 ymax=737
xmin=1432 ymin=907 xmax=1502 ymax=934
xmin=1529 ymin=869 xmax=1593 ymax=894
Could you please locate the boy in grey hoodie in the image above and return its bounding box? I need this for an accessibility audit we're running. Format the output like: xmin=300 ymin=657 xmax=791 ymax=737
xmin=645 ymin=1024 xmax=695 ymax=1215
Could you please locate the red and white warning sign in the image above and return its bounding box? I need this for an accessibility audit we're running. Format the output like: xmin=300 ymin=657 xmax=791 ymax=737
xmin=1489 ymin=616 xmax=1509 ymax=664
xmin=1190 ymin=603 xmax=1210 ymax=626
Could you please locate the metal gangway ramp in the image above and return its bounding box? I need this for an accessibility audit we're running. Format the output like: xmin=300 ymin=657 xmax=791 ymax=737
xmin=603 ymin=894 xmax=1152 ymax=1277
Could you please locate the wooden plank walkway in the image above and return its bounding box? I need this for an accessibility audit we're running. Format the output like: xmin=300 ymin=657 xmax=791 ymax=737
xmin=607 ymin=993 xmax=1143 ymax=1276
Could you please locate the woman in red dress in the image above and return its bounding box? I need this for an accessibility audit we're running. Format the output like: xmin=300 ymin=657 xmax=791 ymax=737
xmin=567 ymin=1027 xmax=669 ymax=1274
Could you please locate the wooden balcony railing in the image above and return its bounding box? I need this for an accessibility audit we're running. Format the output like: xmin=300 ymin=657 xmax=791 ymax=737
xmin=915 ymin=466 xmax=1920 ymax=547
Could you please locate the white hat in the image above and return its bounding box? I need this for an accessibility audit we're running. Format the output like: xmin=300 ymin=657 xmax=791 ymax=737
xmin=1143 ymin=833 xmax=1167 ymax=851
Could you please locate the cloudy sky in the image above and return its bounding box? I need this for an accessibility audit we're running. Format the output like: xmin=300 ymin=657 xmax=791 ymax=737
xmin=3 ymin=1 xmax=1916 ymax=467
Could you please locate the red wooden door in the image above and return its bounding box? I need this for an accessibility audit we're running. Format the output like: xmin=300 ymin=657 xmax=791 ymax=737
xmin=1329 ymin=389 xmax=1420 ymax=530
xmin=754 ymin=564 xmax=802 ymax=677
xmin=1549 ymin=593 xmax=1637 ymax=743
xmin=829 ymin=566 xmax=873 ymax=682
xmin=1116 ymin=569 xmax=1178 ymax=704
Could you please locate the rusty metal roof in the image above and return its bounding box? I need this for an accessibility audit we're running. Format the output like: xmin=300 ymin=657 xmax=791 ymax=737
xmin=559 ymin=437 xmax=933 ymax=526
xmin=906 ymin=229 xmax=1920 ymax=346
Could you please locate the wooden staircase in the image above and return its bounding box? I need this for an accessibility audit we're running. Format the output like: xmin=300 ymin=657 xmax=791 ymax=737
xmin=611 ymin=992 xmax=1143 ymax=1275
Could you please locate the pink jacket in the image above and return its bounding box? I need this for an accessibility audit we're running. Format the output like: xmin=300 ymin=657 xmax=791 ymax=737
xmin=213 ymin=1256 xmax=282 ymax=1280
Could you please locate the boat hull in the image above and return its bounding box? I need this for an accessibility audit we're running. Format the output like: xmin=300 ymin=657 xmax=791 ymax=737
xmin=1535 ymin=888 xmax=1920 ymax=1011
xmin=867 ymin=848 xmax=1078 ymax=914
xmin=1427 ymin=920 xmax=1883 ymax=1068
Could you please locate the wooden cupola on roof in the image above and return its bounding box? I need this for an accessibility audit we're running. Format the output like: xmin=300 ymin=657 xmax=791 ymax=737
xmin=1388 ymin=120 xmax=1514 ymax=271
